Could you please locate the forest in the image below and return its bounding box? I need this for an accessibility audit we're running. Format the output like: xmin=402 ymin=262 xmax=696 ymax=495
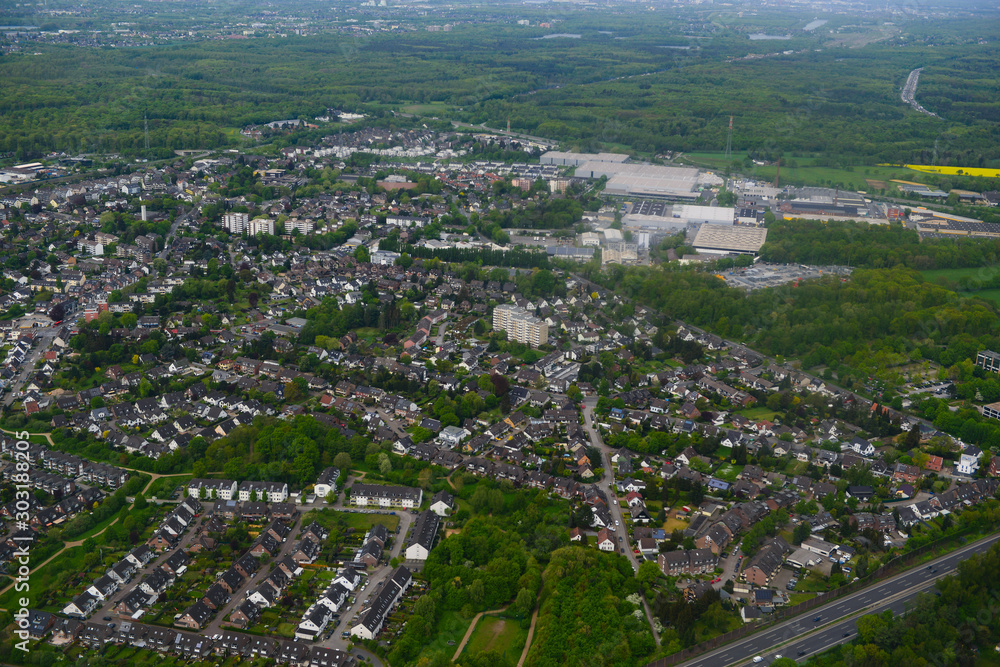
xmin=759 ymin=219 xmax=1000 ymax=270
xmin=1 ymin=11 xmax=999 ymax=165
xmin=525 ymin=547 xmax=656 ymax=667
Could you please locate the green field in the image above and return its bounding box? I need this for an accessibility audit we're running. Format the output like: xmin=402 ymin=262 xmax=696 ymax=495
xmin=678 ymin=152 xmax=911 ymax=191
xmin=788 ymin=592 xmax=818 ymax=605
xmin=419 ymin=610 xmax=476 ymax=662
xmin=462 ymin=614 xmax=529 ymax=661
xmin=737 ymin=407 xmax=781 ymax=422
xmin=920 ymin=267 xmax=999 ymax=284
xmin=301 ymin=508 xmax=400 ymax=534
xmin=919 ymin=268 xmax=1000 ymax=306
xmin=971 ymin=289 xmax=1000 ymax=307
xmin=714 ymin=464 xmax=744 ymax=482
xmin=401 ymin=102 xmax=453 ymax=115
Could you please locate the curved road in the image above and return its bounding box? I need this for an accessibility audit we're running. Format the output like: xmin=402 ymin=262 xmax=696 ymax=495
xmin=675 ymin=531 xmax=1000 ymax=666
xmin=901 ymin=67 xmax=939 ymax=119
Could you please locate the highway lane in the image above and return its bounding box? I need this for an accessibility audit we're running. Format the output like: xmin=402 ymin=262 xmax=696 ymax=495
xmin=677 ymin=531 xmax=1000 ymax=666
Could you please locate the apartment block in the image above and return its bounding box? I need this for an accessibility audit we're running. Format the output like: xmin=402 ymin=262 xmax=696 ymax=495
xmin=493 ymin=304 xmax=548 ymax=348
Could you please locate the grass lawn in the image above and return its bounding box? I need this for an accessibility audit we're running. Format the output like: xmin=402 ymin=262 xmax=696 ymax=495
xmin=401 ymin=102 xmax=453 ymax=115
xmin=276 ymin=622 xmax=297 ymax=638
xmin=420 ymin=609 xmax=476 ymax=663
xmin=784 ymin=460 xmax=809 ymax=475
xmin=462 ymin=615 xmax=529 ymax=661
xmin=302 ymin=508 xmax=400 ymax=534
xmin=145 ymin=475 xmax=192 ymax=500
xmin=795 ymin=572 xmax=832 ymax=593
xmin=788 ymin=592 xmax=818 ymax=606
xmin=714 ymin=464 xmax=743 ymax=482
xmin=664 ymin=514 xmax=689 ymax=533
xmin=677 ymin=152 xmax=907 ymax=190
xmin=712 ymin=445 xmax=733 ymax=460
xmin=737 ymin=407 xmax=781 ymax=422
xmin=917 ymin=268 xmax=1000 ymax=307
xmin=919 ymin=267 xmax=996 ymax=285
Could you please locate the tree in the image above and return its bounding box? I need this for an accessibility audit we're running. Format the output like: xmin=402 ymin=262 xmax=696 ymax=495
xmin=637 ymin=560 xmax=660 ymax=591
xmin=334 ymin=452 xmax=352 ymax=471
xmin=793 ymin=522 xmax=812 ymax=545
xmin=413 ymin=594 xmax=436 ymax=620
xmin=378 ymin=452 xmax=392 ymax=475
xmin=515 ymin=587 xmax=535 ymax=616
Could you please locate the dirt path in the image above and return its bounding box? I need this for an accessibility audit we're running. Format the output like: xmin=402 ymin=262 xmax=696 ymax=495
xmin=0 ymin=468 xmax=186 ymax=605
xmin=446 ymin=470 xmax=457 ymax=490
xmin=0 ymin=514 xmax=122 ymax=605
xmin=517 ymin=600 xmax=541 ymax=667
xmin=0 ymin=428 xmax=54 ymax=446
xmin=452 ymin=605 xmax=508 ymax=662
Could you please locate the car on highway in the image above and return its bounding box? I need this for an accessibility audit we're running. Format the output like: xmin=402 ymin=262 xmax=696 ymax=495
xmin=813 ymin=616 xmax=822 ymax=622
xmin=752 ymin=657 xmax=763 ymax=663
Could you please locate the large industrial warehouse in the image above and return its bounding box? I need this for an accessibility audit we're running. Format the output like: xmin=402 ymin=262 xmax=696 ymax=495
xmin=692 ymin=225 xmax=769 ymax=255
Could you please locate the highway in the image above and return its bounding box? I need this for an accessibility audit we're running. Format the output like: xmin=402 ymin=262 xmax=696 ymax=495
xmin=676 ymin=531 xmax=1000 ymax=666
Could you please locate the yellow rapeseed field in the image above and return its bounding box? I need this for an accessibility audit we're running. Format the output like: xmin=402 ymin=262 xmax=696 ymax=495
xmin=903 ymin=164 xmax=1000 ymax=178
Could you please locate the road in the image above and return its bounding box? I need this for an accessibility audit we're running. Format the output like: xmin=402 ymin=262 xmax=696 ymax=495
xmin=676 ymin=531 xmax=1000 ymax=666
xmin=312 ymin=477 xmax=415 ymax=656
xmin=901 ymin=68 xmax=939 ymax=118
xmin=2 ymin=327 xmax=59 ymax=407
xmin=582 ymin=396 xmax=661 ymax=645
xmin=202 ymin=508 xmax=305 ymax=635
xmin=435 ymin=318 xmax=448 ymax=348
xmin=159 ymin=209 xmax=191 ymax=260
xmin=375 ymin=409 xmax=408 ymax=440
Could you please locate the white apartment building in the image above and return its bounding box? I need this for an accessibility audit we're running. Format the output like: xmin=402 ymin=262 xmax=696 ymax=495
xmin=493 ymin=304 xmax=548 ymax=347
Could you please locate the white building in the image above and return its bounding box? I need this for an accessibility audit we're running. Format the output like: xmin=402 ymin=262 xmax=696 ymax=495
xmin=403 ymin=510 xmax=440 ymax=561
xmin=285 ymin=218 xmax=314 ymax=235
xmin=957 ymin=446 xmax=982 ymax=476
xmin=350 ymin=483 xmax=422 ymax=509
xmin=371 ymin=250 xmax=400 ymax=266
xmin=351 ymin=566 xmax=412 ymax=640
xmin=249 ymin=217 xmax=275 ymax=236
xmin=314 ymin=467 xmax=340 ymax=499
xmin=187 ymin=478 xmax=238 ymax=500
xmin=493 ymin=304 xmax=548 ymax=348
xmin=429 ymin=490 xmax=455 ymax=516
xmin=238 ymin=480 xmax=289 ymax=503
xmin=223 ymin=212 xmax=249 ymax=234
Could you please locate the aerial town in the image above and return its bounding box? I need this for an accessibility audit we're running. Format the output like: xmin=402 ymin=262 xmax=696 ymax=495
xmin=0 ymin=124 xmax=998 ymax=667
